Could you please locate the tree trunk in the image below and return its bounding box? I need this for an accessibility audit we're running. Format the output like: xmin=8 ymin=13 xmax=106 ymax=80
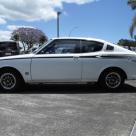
xmin=22 ymin=42 xmax=26 ymax=53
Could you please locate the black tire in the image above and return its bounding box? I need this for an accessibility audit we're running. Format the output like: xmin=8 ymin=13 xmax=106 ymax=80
xmin=98 ymin=70 xmax=125 ymax=90
xmin=0 ymin=70 xmax=23 ymax=91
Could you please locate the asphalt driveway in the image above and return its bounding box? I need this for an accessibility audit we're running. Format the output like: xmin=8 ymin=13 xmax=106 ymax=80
xmin=0 ymin=81 xmax=136 ymax=136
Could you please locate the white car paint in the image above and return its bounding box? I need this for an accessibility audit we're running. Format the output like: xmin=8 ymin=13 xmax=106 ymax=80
xmin=0 ymin=37 xmax=136 ymax=85
xmin=31 ymin=54 xmax=82 ymax=82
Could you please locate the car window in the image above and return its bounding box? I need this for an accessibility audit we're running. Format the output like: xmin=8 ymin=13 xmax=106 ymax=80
xmin=0 ymin=42 xmax=18 ymax=50
xmin=80 ymin=40 xmax=103 ymax=53
xmin=38 ymin=40 xmax=80 ymax=54
xmin=106 ymin=45 xmax=114 ymax=51
xmin=0 ymin=42 xmax=20 ymax=57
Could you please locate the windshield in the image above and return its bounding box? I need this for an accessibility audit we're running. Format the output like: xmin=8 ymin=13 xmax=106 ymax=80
xmin=32 ymin=39 xmax=53 ymax=54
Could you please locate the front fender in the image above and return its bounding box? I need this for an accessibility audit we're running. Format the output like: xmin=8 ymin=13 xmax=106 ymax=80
xmin=0 ymin=59 xmax=31 ymax=82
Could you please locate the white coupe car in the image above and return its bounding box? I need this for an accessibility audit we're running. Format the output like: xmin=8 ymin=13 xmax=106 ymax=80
xmin=0 ymin=37 xmax=136 ymax=91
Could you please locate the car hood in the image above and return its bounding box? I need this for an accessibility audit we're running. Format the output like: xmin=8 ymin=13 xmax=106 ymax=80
xmin=0 ymin=53 xmax=34 ymax=60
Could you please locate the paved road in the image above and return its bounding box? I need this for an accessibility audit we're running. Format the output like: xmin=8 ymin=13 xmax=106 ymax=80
xmin=0 ymin=81 xmax=136 ymax=136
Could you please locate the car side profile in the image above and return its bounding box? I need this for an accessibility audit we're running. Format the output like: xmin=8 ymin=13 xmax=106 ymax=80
xmin=0 ymin=37 xmax=136 ymax=91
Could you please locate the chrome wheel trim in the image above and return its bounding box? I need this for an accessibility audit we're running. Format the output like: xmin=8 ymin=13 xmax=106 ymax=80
xmin=105 ymin=72 xmax=121 ymax=89
xmin=0 ymin=73 xmax=16 ymax=90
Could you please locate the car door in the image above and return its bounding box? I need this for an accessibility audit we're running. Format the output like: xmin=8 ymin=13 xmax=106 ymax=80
xmin=80 ymin=40 xmax=104 ymax=81
xmin=30 ymin=39 xmax=82 ymax=82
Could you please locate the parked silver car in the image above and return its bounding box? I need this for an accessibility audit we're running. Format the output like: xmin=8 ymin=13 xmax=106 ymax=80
xmin=0 ymin=37 xmax=136 ymax=91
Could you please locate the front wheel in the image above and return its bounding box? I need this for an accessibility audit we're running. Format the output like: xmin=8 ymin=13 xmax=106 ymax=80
xmin=99 ymin=70 xmax=125 ymax=90
xmin=0 ymin=70 xmax=23 ymax=91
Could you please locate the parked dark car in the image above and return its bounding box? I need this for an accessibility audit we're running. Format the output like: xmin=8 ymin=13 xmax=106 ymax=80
xmin=0 ymin=41 xmax=20 ymax=57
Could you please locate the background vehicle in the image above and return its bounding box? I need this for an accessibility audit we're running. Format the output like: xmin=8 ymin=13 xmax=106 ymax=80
xmin=0 ymin=37 xmax=136 ymax=91
xmin=0 ymin=41 xmax=20 ymax=57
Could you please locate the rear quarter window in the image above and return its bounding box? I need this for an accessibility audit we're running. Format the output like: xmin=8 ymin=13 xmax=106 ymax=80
xmin=106 ymin=45 xmax=114 ymax=51
xmin=81 ymin=40 xmax=104 ymax=53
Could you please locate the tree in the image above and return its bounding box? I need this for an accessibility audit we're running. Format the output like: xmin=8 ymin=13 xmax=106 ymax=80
xmin=118 ymin=38 xmax=136 ymax=50
xmin=11 ymin=27 xmax=48 ymax=52
xmin=128 ymin=0 xmax=136 ymax=37
xmin=128 ymin=0 xmax=136 ymax=9
xmin=39 ymin=35 xmax=47 ymax=46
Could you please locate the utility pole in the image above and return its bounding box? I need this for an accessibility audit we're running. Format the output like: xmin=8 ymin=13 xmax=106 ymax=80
xmin=57 ymin=11 xmax=61 ymax=37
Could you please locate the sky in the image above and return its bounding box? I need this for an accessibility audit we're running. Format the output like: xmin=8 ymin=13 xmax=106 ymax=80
xmin=0 ymin=0 xmax=134 ymax=43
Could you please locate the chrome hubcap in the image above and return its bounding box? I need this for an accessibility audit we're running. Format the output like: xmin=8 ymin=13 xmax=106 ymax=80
xmin=105 ymin=72 xmax=121 ymax=89
xmin=0 ymin=73 xmax=16 ymax=90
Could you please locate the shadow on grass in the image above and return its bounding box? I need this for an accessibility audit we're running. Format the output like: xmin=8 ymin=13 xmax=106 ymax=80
xmin=3 ymin=83 xmax=136 ymax=94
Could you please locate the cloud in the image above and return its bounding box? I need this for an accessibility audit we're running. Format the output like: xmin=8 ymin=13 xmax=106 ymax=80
xmin=7 ymin=25 xmax=35 ymax=31
xmin=0 ymin=0 xmax=99 ymax=40
xmin=0 ymin=18 xmax=6 ymax=24
xmin=0 ymin=0 xmax=99 ymax=22
xmin=0 ymin=30 xmax=11 ymax=41
xmin=0 ymin=25 xmax=36 ymax=41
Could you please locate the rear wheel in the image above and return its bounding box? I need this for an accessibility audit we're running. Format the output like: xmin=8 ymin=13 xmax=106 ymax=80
xmin=99 ymin=70 xmax=125 ymax=90
xmin=0 ymin=70 xmax=23 ymax=91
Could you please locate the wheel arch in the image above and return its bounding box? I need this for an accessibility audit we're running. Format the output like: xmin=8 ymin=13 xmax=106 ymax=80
xmin=98 ymin=67 xmax=127 ymax=82
xmin=0 ymin=66 xmax=25 ymax=83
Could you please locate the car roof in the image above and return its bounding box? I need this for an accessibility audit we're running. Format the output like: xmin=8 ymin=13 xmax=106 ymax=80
xmin=52 ymin=37 xmax=110 ymax=44
xmin=51 ymin=37 xmax=136 ymax=54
